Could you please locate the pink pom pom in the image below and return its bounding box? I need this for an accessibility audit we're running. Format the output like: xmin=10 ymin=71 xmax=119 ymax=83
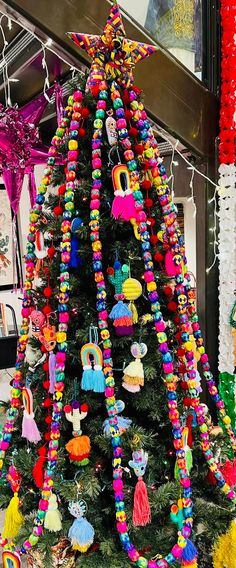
xmin=181 ymin=477 xmax=190 ymax=488
xmin=0 ymin=441 xmax=9 ymax=450
xmin=113 ymin=479 xmax=123 ymax=491
xmin=105 ymin=387 xmax=114 ymax=397
xmin=90 ymin=199 xmax=100 ymax=210
xmin=39 ymin=499 xmax=49 ymax=511
xmin=68 ymin=150 xmax=78 ymax=160
xmin=73 ymin=90 xmax=83 ymax=101
xmin=117 ymin=118 xmax=126 ymax=129
xmin=137 ymin=211 xmax=147 ymax=222
xmin=116 ymin=521 xmax=128 ymax=533
xmin=92 ymin=158 xmax=102 ymax=169
xmin=97 ymin=100 xmax=106 ymax=109
xmin=155 ymin=321 xmax=165 ymax=332
xmin=22 ymin=308 xmax=30 ymax=317
xmin=172 ymin=545 xmax=183 ymax=559
xmin=144 ymin=271 xmax=154 ymax=283
xmin=59 ymin=312 xmax=69 ymax=323
xmin=201 ymin=353 xmax=208 ymax=363
xmin=56 ymin=352 xmax=66 ymax=363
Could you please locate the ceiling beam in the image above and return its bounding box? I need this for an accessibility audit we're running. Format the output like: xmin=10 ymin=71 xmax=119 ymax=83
xmin=0 ymin=0 xmax=218 ymax=158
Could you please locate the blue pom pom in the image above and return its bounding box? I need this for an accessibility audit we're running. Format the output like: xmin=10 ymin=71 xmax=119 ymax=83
xmin=93 ymin=369 xmax=105 ymax=393
xmin=114 ymin=260 xmax=121 ymax=270
xmin=182 ymin=540 xmax=198 ymax=562
xmin=81 ymin=368 xmax=93 ymax=391
xmin=109 ymin=300 xmax=132 ymax=320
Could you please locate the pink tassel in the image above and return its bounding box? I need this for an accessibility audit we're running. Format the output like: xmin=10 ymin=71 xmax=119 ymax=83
xmin=49 ymin=352 xmax=56 ymax=394
xmin=165 ymin=250 xmax=179 ymax=276
xmin=133 ymin=477 xmax=151 ymax=526
xmin=22 ymin=387 xmax=41 ymax=444
xmin=111 ymin=193 xmax=137 ymax=222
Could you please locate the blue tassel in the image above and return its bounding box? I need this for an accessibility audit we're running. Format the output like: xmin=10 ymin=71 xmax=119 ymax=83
xmin=81 ymin=368 xmax=93 ymax=391
xmin=103 ymin=415 xmax=132 ymax=436
xmin=68 ymin=516 xmax=95 ymax=552
xmin=93 ymin=368 xmax=105 ymax=393
xmin=109 ymin=300 xmax=132 ymax=320
xmin=182 ymin=539 xmax=198 ymax=562
xmin=69 ymin=235 xmax=82 ymax=269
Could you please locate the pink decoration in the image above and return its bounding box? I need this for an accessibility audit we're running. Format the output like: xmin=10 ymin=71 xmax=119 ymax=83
xmin=132 ymin=477 xmax=151 ymax=526
xmin=165 ymin=250 xmax=179 ymax=276
xmin=49 ymin=352 xmax=56 ymax=394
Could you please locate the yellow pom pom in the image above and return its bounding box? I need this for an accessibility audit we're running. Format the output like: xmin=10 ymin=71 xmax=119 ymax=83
xmin=68 ymin=140 xmax=78 ymax=150
xmin=223 ymin=416 xmax=231 ymax=425
xmin=213 ymin=520 xmax=236 ymax=568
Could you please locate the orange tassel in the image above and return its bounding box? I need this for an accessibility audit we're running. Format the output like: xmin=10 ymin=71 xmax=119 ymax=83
xmin=65 ymin=435 xmax=91 ymax=465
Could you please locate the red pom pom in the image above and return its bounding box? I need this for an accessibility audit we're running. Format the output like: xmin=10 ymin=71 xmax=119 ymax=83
xmin=43 ymin=380 xmax=50 ymax=390
xmin=163 ymin=286 xmax=172 ymax=296
xmin=43 ymin=305 xmax=52 ymax=315
xmin=47 ymin=246 xmax=56 ymax=259
xmin=147 ymin=217 xmax=155 ymax=227
xmin=45 ymin=415 xmax=52 ymax=425
xmin=91 ymin=85 xmax=100 ymax=98
xmin=180 ymin=381 xmax=188 ymax=389
xmin=135 ymin=144 xmax=143 ymax=155
xmin=81 ymin=107 xmax=90 ymax=118
xmin=150 ymin=235 xmax=158 ymax=245
xmin=179 ymin=365 xmax=186 ymax=374
xmin=64 ymin=404 xmax=72 ymax=413
xmin=177 ymin=347 xmax=185 ymax=358
xmin=44 ymin=432 xmax=51 ymax=442
xmin=53 ymin=206 xmax=63 ymax=217
xmin=43 ymin=398 xmax=52 ymax=408
xmin=129 ymin=127 xmax=138 ymax=137
xmin=122 ymin=91 xmax=130 ymax=104
xmin=125 ymin=110 xmax=133 ymax=121
xmin=154 ymin=252 xmax=164 ymax=263
xmin=78 ymin=127 xmax=86 ymax=137
xmin=43 ymin=361 xmax=49 ymax=372
xmin=142 ymin=180 xmax=152 ymax=190
xmin=43 ymin=287 xmax=53 ymax=298
xmin=58 ymin=185 xmax=66 ymax=196
xmin=81 ymin=403 xmax=89 ymax=413
xmin=107 ymin=267 xmax=114 ymax=275
xmin=183 ymin=397 xmax=192 ymax=407
xmin=145 ymin=198 xmax=153 ymax=208
xmin=167 ymin=301 xmax=178 ymax=312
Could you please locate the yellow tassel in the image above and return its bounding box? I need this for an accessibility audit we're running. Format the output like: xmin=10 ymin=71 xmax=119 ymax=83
xmin=213 ymin=519 xmax=236 ymax=568
xmin=44 ymin=493 xmax=62 ymax=532
xmin=2 ymin=493 xmax=24 ymax=539
xmin=128 ymin=301 xmax=138 ymax=323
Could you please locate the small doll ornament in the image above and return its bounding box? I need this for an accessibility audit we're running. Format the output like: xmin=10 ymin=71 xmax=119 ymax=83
xmin=64 ymin=401 xmax=90 ymax=465
xmin=44 ymin=493 xmax=62 ymax=532
xmin=129 ymin=449 xmax=151 ymax=527
xmin=35 ymin=230 xmax=48 ymax=260
xmin=174 ymin=426 xmax=193 ymax=480
xmin=103 ymin=399 xmax=132 ymax=436
xmin=105 ymin=112 xmax=118 ymax=146
xmin=22 ymin=387 xmax=41 ymax=444
xmin=108 ymin=260 xmax=133 ymax=336
xmin=68 ymin=499 xmax=94 ymax=552
xmin=2 ymin=465 xmax=24 ymax=539
xmin=39 ymin=323 xmax=57 ymax=393
xmin=30 ymin=309 xmax=46 ymax=338
xmin=122 ymin=342 xmax=147 ymax=393
xmin=80 ymin=341 xmax=105 ymax=393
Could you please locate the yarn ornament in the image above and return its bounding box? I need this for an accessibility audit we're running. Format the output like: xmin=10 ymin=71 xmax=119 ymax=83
xmin=49 ymin=351 xmax=56 ymax=394
xmin=64 ymin=401 xmax=90 ymax=465
xmin=2 ymin=550 xmax=21 ymax=568
xmin=68 ymin=499 xmax=94 ymax=553
xmin=38 ymin=324 xmax=57 ymax=352
xmin=44 ymin=493 xmax=62 ymax=532
xmin=175 ymin=427 xmax=193 ymax=480
xmin=30 ymin=310 xmax=45 ymax=339
xmin=103 ymin=399 xmax=132 ymax=435
xmin=212 ymin=519 xmax=236 ymax=568
xmin=35 ymin=230 xmax=48 ymax=260
xmin=2 ymin=466 xmax=24 ymax=540
xmin=180 ymin=540 xmax=198 ymax=567
xmin=80 ymin=342 xmax=105 ymax=392
xmin=111 ymin=163 xmax=137 ymax=223
xmin=129 ymin=449 xmax=151 ymax=527
xmin=21 ymin=387 xmax=41 ymax=444
xmin=32 ymin=446 xmax=47 ymax=488
xmin=105 ymin=113 xmax=118 ymax=146
xmin=69 ymin=217 xmax=83 ymax=269
xmin=170 ymin=499 xmax=184 ymax=530
xmin=122 ymin=277 xmax=142 ymax=323
xmin=165 ymin=249 xmax=180 ymax=277
xmin=108 ymin=261 xmax=134 ymax=336
xmin=122 ymin=342 xmax=147 ymax=393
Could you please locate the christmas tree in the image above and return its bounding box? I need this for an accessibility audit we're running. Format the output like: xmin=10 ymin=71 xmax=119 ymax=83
xmin=0 ymin=4 xmax=235 ymax=568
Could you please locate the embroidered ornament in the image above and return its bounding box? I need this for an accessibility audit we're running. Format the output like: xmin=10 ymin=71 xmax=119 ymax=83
xmin=44 ymin=493 xmax=62 ymax=532
xmin=68 ymin=499 xmax=94 ymax=553
xmin=108 ymin=261 xmax=134 ymax=336
xmin=129 ymin=449 xmax=151 ymax=527
xmin=170 ymin=499 xmax=184 ymax=530
xmin=22 ymin=387 xmax=41 ymax=444
xmin=105 ymin=113 xmax=118 ymax=146
xmin=80 ymin=342 xmax=105 ymax=392
xmin=64 ymin=401 xmax=90 ymax=465
xmin=122 ymin=342 xmax=147 ymax=393
xmin=30 ymin=310 xmax=45 ymax=339
xmin=38 ymin=324 xmax=57 ymax=352
xmin=122 ymin=277 xmax=142 ymax=323
xmin=175 ymin=426 xmax=193 ymax=480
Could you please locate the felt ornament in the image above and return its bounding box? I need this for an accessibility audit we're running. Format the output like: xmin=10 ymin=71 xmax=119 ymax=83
xmin=30 ymin=309 xmax=46 ymax=338
xmin=180 ymin=539 xmax=198 ymax=567
xmin=170 ymin=499 xmax=184 ymax=530
xmin=80 ymin=342 xmax=105 ymax=392
xmin=64 ymin=401 xmax=91 ymax=465
xmin=212 ymin=519 xmax=236 ymax=568
xmin=2 ymin=466 xmax=24 ymax=539
xmin=2 ymin=550 xmax=22 ymax=568
xmin=32 ymin=446 xmax=47 ymax=488
xmin=129 ymin=449 xmax=151 ymax=527
xmin=44 ymin=493 xmax=62 ymax=532
xmin=69 ymin=217 xmax=83 ymax=269
xmin=105 ymin=113 xmax=118 ymax=146
xmin=111 ymin=163 xmax=137 ymax=222
xmin=21 ymin=387 xmax=41 ymax=444
xmin=175 ymin=427 xmax=193 ymax=480
xmin=103 ymin=399 xmax=132 ymax=435
xmin=122 ymin=342 xmax=147 ymax=393
xmin=68 ymin=499 xmax=94 ymax=553
xmin=38 ymin=324 xmax=57 ymax=352
xmin=122 ymin=277 xmax=142 ymax=323
xmin=107 ymin=261 xmax=134 ymax=336
xmin=35 ymin=229 xmax=48 ymax=259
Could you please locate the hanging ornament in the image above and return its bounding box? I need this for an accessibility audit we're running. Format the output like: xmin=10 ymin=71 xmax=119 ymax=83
xmin=2 ymin=466 xmax=24 ymax=540
xmin=44 ymin=493 xmax=62 ymax=532
xmin=21 ymin=387 xmax=41 ymax=444
xmin=30 ymin=310 xmax=46 ymax=339
xmin=2 ymin=550 xmax=21 ymax=568
xmin=64 ymin=401 xmax=91 ymax=465
xmin=68 ymin=499 xmax=94 ymax=552
xmin=170 ymin=499 xmax=184 ymax=530
xmin=80 ymin=334 xmax=105 ymax=393
xmin=129 ymin=449 xmax=151 ymax=527
xmin=122 ymin=342 xmax=147 ymax=393
xmin=32 ymin=446 xmax=47 ymax=488
xmin=180 ymin=540 xmax=198 ymax=568
xmin=35 ymin=230 xmax=48 ymax=260
xmin=122 ymin=276 xmax=142 ymax=323
xmin=69 ymin=217 xmax=83 ymax=269
xmin=175 ymin=426 xmax=193 ymax=480
xmin=111 ymin=163 xmax=137 ymax=221
xmin=105 ymin=112 xmax=118 ymax=146
xmin=38 ymin=324 xmax=57 ymax=352
xmin=103 ymin=399 xmax=132 ymax=435
xmin=108 ymin=260 xmax=134 ymax=336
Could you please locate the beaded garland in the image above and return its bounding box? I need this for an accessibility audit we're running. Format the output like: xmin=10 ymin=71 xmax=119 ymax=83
xmin=0 ymin=90 xmax=86 ymax=556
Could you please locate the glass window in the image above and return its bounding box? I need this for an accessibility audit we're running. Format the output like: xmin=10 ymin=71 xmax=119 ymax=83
xmin=119 ymin=0 xmax=202 ymax=78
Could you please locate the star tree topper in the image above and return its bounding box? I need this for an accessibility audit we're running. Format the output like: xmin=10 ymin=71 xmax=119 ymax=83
xmin=67 ymin=2 xmax=157 ymax=90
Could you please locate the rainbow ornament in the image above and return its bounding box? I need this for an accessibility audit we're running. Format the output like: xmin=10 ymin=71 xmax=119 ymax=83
xmin=80 ymin=342 xmax=105 ymax=393
xmin=2 ymin=550 xmax=21 ymax=568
